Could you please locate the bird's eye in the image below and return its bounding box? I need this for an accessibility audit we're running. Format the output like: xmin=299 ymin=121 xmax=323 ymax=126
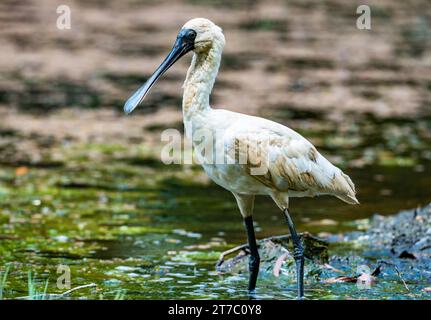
xmin=188 ymin=30 xmax=196 ymax=40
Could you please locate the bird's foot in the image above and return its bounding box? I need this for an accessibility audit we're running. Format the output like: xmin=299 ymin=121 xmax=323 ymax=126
xmin=293 ymin=244 xmax=305 ymax=299
xmin=293 ymin=243 xmax=304 ymax=261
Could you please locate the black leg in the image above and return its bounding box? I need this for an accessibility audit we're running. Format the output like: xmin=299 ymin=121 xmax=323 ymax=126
xmin=283 ymin=209 xmax=304 ymax=299
xmin=243 ymin=216 xmax=260 ymax=292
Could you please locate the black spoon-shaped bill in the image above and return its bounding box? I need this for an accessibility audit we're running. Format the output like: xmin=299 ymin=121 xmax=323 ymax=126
xmin=124 ymin=29 xmax=196 ymax=114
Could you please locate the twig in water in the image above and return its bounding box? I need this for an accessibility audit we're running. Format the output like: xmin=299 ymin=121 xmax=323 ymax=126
xmin=379 ymin=261 xmax=410 ymax=292
xmin=16 ymin=283 xmax=97 ymax=300
xmin=58 ymin=283 xmax=98 ymax=297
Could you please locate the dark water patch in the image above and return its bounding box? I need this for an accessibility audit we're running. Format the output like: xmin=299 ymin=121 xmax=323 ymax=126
xmin=346 ymin=59 xmax=404 ymax=72
xmin=74 ymin=0 xmax=164 ymax=9
xmin=221 ymin=53 xmax=260 ymax=71
xmin=73 ymin=0 xmax=120 ymax=7
xmin=146 ymin=121 xmax=183 ymax=133
xmin=113 ymin=42 xmax=168 ymax=57
xmin=0 ymin=139 xmax=64 ymax=168
xmin=186 ymin=0 xmax=257 ymax=9
xmin=115 ymin=156 xmax=177 ymax=169
xmin=0 ymin=12 xmax=38 ymax=28
xmin=397 ymin=17 xmax=430 ymax=57
xmin=37 ymin=251 xmax=88 ymax=260
xmin=361 ymin=112 xmax=431 ymax=129
xmin=239 ymin=19 xmax=288 ymax=32
xmin=99 ymin=92 xmax=182 ymax=114
xmin=0 ymin=78 xmax=101 ymax=112
xmin=260 ymin=105 xmax=324 ymax=121
xmin=0 ymin=144 xmax=64 ymax=168
xmin=98 ymin=98 xmax=127 ymax=112
xmin=213 ymin=78 xmax=241 ymax=90
xmin=367 ymin=5 xmax=393 ymax=19
xmin=50 ymin=37 xmax=83 ymax=51
xmin=127 ymin=22 xmax=161 ymax=33
xmin=358 ymin=60 xmax=403 ymax=72
xmin=56 ymin=181 xmax=152 ymax=192
xmin=321 ymin=1 xmax=392 ymax=22
xmin=287 ymin=79 xmax=332 ymax=92
xmin=344 ymin=76 xmax=422 ymax=87
xmin=27 ymin=133 xmax=57 ymax=148
xmin=267 ymin=57 xmax=335 ymax=72
xmin=100 ymin=71 xmax=182 ymax=89
xmin=0 ymin=128 xmax=18 ymax=137
xmin=0 ymin=160 xmax=64 ymax=169
xmin=354 ymin=89 xmax=382 ymax=101
xmin=4 ymin=32 xmax=40 ymax=50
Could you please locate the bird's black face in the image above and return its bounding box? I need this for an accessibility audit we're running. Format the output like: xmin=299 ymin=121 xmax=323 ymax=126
xmin=124 ymin=28 xmax=197 ymax=114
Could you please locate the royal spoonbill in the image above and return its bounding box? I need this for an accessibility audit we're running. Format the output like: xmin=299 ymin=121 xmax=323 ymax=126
xmin=124 ymin=18 xmax=358 ymax=299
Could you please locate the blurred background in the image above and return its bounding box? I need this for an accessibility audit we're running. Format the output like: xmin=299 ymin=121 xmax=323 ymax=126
xmin=0 ymin=0 xmax=430 ymax=299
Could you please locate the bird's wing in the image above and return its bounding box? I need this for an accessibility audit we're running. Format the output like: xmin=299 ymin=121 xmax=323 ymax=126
xmin=224 ymin=120 xmax=358 ymax=204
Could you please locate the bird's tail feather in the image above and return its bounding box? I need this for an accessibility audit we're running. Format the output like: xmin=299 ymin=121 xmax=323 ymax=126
xmin=334 ymin=172 xmax=359 ymax=205
xmin=336 ymin=193 xmax=360 ymax=205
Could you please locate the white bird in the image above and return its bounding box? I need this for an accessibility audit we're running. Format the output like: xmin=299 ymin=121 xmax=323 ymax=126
xmin=124 ymin=18 xmax=358 ymax=299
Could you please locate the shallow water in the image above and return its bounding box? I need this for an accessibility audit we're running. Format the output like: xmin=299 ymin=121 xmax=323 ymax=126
xmin=1 ymin=112 xmax=431 ymax=299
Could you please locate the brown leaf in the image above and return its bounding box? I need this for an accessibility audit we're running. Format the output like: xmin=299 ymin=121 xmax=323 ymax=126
xmin=323 ymin=276 xmax=357 ymax=284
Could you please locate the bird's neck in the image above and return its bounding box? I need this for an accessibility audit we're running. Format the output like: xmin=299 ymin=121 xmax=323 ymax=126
xmin=182 ymin=43 xmax=223 ymax=121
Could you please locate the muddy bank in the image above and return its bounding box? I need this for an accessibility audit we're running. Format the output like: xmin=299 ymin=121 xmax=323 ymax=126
xmin=1 ymin=0 xmax=430 ymax=121
xmin=353 ymin=204 xmax=431 ymax=258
